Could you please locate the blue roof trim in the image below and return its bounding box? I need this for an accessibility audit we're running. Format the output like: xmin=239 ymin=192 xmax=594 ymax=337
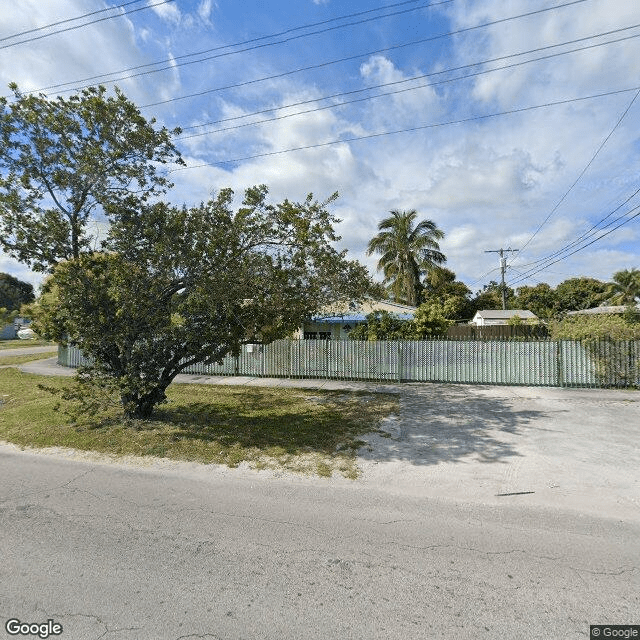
xmin=310 ymin=313 xmax=414 ymax=323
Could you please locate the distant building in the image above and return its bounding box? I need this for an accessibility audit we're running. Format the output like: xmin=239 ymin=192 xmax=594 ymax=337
xmin=0 ymin=317 xmax=31 ymax=340
xmin=298 ymin=299 xmax=417 ymax=340
xmin=470 ymin=309 xmax=537 ymax=326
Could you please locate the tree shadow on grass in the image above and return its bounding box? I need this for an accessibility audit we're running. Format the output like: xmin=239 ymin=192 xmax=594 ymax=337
xmin=358 ymin=383 xmax=561 ymax=467
xmin=125 ymin=387 xmax=392 ymax=457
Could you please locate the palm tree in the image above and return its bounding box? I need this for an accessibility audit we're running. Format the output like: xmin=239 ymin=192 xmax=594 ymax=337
xmin=366 ymin=209 xmax=445 ymax=306
xmin=605 ymin=268 xmax=640 ymax=306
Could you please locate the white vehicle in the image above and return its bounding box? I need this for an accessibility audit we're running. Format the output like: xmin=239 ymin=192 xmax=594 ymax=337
xmin=17 ymin=327 xmax=36 ymax=339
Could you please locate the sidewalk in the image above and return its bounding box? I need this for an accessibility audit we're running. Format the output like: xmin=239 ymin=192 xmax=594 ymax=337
xmin=14 ymin=355 xmax=640 ymax=522
xmin=18 ymin=355 xmax=402 ymax=393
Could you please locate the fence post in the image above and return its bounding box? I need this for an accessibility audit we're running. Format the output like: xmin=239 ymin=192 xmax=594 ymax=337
xmin=556 ymin=340 xmax=563 ymax=387
xmin=397 ymin=341 xmax=403 ymax=382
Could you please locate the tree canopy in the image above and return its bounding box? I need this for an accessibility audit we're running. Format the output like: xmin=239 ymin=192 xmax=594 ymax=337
xmin=0 ymin=84 xmax=183 ymax=272
xmin=471 ymin=281 xmax=516 ymax=313
xmin=513 ymin=283 xmax=556 ymax=319
xmin=553 ymin=277 xmax=607 ymax=314
xmin=604 ymin=268 xmax=640 ymax=306
xmin=366 ymin=209 xmax=445 ymax=306
xmin=35 ymin=187 xmax=375 ymax=418
xmin=0 ymin=272 xmax=34 ymax=311
xmin=422 ymin=267 xmax=473 ymax=320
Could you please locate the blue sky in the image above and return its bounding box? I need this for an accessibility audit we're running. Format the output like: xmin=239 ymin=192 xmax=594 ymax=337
xmin=2 ymin=0 xmax=640 ymax=295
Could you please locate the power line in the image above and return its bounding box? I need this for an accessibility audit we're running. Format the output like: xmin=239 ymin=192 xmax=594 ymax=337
xmin=170 ymin=85 xmax=640 ymax=170
xmin=32 ymin=0 xmax=439 ymax=93
xmin=514 ymin=187 xmax=640 ymax=273
xmin=27 ymin=0 xmax=587 ymax=96
xmin=174 ymin=29 xmax=640 ymax=140
xmin=484 ymin=249 xmax=519 ymax=309
xmin=0 ymin=0 xmax=147 ymax=42
xmin=510 ymin=86 xmax=640 ymax=267
xmin=0 ymin=0 xmax=176 ymax=51
xmin=509 ymin=191 xmax=640 ymax=283
xmin=510 ymin=205 xmax=640 ymax=284
xmin=27 ymin=0 xmax=455 ymax=94
xmin=150 ymin=0 xmax=605 ymax=112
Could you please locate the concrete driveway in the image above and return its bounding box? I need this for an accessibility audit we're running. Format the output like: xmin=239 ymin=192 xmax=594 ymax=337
xmin=356 ymin=383 xmax=640 ymax=522
xmin=14 ymin=356 xmax=640 ymax=523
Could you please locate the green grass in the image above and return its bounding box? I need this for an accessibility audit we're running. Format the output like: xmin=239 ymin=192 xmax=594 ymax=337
xmin=0 ymin=351 xmax=58 ymax=366
xmin=0 ymin=339 xmax=57 ymax=350
xmin=0 ymin=368 xmax=398 ymax=478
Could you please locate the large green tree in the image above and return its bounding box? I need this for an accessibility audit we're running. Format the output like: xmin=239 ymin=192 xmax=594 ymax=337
xmin=514 ymin=282 xmax=556 ymax=319
xmin=0 ymin=84 xmax=183 ymax=272
xmin=0 ymin=272 xmax=34 ymax=311
xmin=604 ymin=268 xmax=640 ymax=306
xmin=36 ymin=187 xmax=375 ymax=419
xmin=422 ymin=267 xmax=473 ymax=320
xmin=471 ymin=281 xmax=516 ymax=313
xmin=366 ymin=209 xmax=445 ymax=306
xmin=553 ymin=277 xmax=607 ymax=314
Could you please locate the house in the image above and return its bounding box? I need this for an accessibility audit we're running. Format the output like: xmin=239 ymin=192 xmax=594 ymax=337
xmin=298 ymin=299 xmax=417 ymax=340
xmin=566 ymin=305 xmax=639 ymax=316
xmin=0 ymin=317 xmax=31 ymax=340
xmin=470 ymin=309 xmax=537 ymax=326
xmin=0 ymin=323 xmax=16 ymax=340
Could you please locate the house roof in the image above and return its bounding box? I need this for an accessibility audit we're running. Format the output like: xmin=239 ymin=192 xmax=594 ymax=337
xmin=566 ymin=305 xmax=639 ymax=315
xmin=311 ymin=312 xmax=415 ymax=324
xmin=311 ymin=298 xmax=417 ymax=324
xmin=473 ymin=309 xmax=537 ymax=319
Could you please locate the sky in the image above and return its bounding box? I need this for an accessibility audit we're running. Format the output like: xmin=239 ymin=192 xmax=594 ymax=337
xmin=1 ymin=0 xmax=640 ymax=296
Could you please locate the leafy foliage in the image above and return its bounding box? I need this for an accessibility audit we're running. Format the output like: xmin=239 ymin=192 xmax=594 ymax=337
xmin=0 ymin=307 xmax=18 ymax=326
xmin=422 ymin=267 xmax=473 ymax=320
xmin=604 ymin=268 xmax=640 ymax=306
xmin=550 ymin=314 xmax=640 ymax=340
xmin=514 ymin=283 xmax=556 ymax=319
xmin=412 ymin=303 xmax=454 ymax=337
xmin=348 ymin=311 xmax=416 ymax=341
xmin=471 ymin=281 xmax=515 ymax=313
xmin=348 ymin=304 xmax=452 ymax=341
xmin=366 ymin=209 xmax=445 ymax=306
xmin=38 ymin=187 xmax=375 ymax=418
xmin=0 ymin=84 xmax=183 ymax=272
xmin=550 ymin=313 xmax=640 ymax=388
xmin=553 ymin=277 xmax=607 ymax=314
xmin=0 ymin=272 xmax=34 ymax=311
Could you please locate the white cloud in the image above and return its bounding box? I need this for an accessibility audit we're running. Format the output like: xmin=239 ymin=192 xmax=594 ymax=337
xmin=2 ymin=0 xmax=639 ymax=295
xmin=198 ymin=0 xmax=215 ymax=23
xmin=359 ymin=55 xmax=442 ymax=127
xmin=148 ymin=0 xmax=181 ymax=25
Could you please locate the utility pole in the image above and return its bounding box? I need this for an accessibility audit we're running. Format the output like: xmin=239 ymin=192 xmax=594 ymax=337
xmin=484 ymin=248 xmax=518 ymax=310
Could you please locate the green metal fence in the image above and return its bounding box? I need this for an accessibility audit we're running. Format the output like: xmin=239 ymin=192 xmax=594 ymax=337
xmin=57 ymin=338 xmax=640 ymax=388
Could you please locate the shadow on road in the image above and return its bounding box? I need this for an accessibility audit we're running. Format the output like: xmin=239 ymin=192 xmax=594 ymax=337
xmin=358 ymin=383 xmax=556 ymax=466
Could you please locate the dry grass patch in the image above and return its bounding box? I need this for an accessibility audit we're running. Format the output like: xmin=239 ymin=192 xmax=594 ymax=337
xmin=0 ymin=339 xmax=56 ymax=350
xmin=0 ymin=368 xmax=398 ymax=478
xmin=0 ymin=352 xmax=57 ymax=366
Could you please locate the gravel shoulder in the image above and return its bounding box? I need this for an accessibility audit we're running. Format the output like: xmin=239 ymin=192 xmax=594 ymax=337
xmin=12 ymin=357 xmax=640 ymax=523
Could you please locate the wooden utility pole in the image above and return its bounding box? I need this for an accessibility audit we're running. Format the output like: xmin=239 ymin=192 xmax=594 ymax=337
xmin=484 ymin=248 xmax=518 ymax=310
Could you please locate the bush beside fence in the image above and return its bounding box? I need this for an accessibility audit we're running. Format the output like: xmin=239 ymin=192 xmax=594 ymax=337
xmin=58 ymin=338 xmax=640 ymax=388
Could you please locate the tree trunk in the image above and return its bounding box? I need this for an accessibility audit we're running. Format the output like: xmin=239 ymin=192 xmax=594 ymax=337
xmin=121 ymin=385 xmax=168 ymax=419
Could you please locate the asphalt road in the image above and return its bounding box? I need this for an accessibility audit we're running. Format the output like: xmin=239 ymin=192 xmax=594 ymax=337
xmin=1 ymin=448 xmax=638 ymax=640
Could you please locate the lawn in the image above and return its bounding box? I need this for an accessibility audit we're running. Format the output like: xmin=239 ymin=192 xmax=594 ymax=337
xmin=0 ymin=339 xmax=57 ymax=350
xmin=0 ymin=368 xmax=398 ymax=478
xmin=0 ymin=352 xmax=58 ymax=366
